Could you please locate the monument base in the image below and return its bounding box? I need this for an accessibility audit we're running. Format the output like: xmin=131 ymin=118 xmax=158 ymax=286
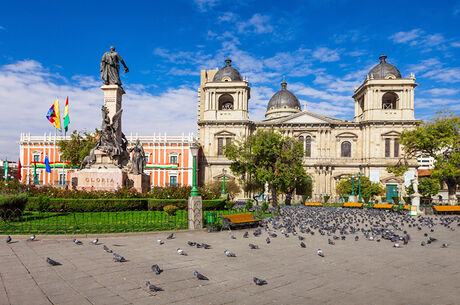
xmin=70 ymin=167 xmax=128 ymax=191
xmin=127 ymin=173 xmax=151 ymax=193
xmin=188 ymin=196 xmax=203 ymax=230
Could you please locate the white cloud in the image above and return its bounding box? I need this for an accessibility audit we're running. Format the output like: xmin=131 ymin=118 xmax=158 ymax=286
xmin=415 ymin=98 xmax=460 ymax=111
xmin=389 ymin=29 xmax=423 ymax=44
xmin=237 ymin=13 xmax=273 ymax=34
xmin=193 ymin=0 xmax=220 ymax=12
xmin=423 ymin=67 xmax=460 ymax=83
xmin=451 ymin=42 xmax=460 ymax=47
xmin=0 ymin=60 xmax=197 ymax=159
xmin=422 ymin=88 xmax=459 ymax=96
xmin=218 ymin=12 xmax=237 ymax=23
xmin=312 ymin=47 xmax=340 ymax=62
xmin=407 ymin=58 xmax=442 ymax=74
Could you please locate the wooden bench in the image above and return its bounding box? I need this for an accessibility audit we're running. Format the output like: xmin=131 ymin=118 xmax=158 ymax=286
xmin=433 ymin=205 xmax=460 ymax=213
xmin=373 ymin=203 xmax=394 ymax=209
xmin=343 ymin=202 xmax=363 ymax=208
xmin=403 ymin=205 xmax=410 ymax=210
xmin=221 ymin=213 xmax=261 ymax=230
xmin=305 ymin=202 xmax=323 ymax=207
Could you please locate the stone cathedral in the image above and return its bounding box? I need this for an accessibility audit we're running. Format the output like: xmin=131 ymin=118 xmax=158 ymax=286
xmin=197 ymin=55 xmax=419 ymax=201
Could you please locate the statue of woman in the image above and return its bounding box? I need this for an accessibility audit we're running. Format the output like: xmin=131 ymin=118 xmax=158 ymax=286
xmin=101 ymin=46 xmax=129 ymax=85
xmin=129 ymin=139 xmax=146 ymax=175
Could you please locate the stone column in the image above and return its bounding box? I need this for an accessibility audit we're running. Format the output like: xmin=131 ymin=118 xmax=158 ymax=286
xmin=101 ymin=85 xmax=125 ymax=145
xmin=188 ymin=196 xmax=203 ymax=230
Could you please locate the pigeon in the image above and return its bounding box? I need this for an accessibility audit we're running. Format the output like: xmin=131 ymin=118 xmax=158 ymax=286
xmin=201 ymin=243 xmax=211 ymax=249
xmin=248 ymin=243 xmax=259 ymax=249
xmin=298 ymin=235 xmax=305 ymax=241
xmin=300 ymin=241 xmax=306 ymax=248
xmin=253 ymin=277 xmax=267 ymax=286
xmin=328 ymin=239 xmax=335 ymax=245
xmin=145 ymin=281 xmax=163 ymax=292
xmin=194 ymin=270 xmax=209 ymax=280
xmin=441 ymin=243 xmax=448 ymax=248
xmin=177 ymin=248 xmax=187 ymax=256
xmin=187 ymin=241 xmax=196 ymax=247
xmin=393 ymin=243 xmax=401 ymax=248
xmin=317 ymin=249 xmax=324 ymax=257
xmin=6 ymin=235 xmax=11 ymax=243
xmin=73 ymin=239 xmax=82 ymax=245
xmin=243 ymin=231 xmax=249 ymax=238
xmin=151 ymin=264 xmax=163 ymax=275
xmin=157 ymin=239 xmax=164 ymax=245
xmin=224 ymin=249 xmax=236 ymax=257
xmin=46 ymin=257 xmax=61 ymax=266
xmin=103 ymin=245 xmax=112 ymax=253
xmin=196 ymin=243 xmax=202 ymax=248
xmin=421 ymin=241 xmax=426 ymax=246
xmin=28 ymin=235 xmax=36 ymax=242
xmin=167 ymin=233 xmax=175 ymax=240
xmin=91 ymin=238 xmax=98 ymax=245
xmin=229 ymin=233 xmax=236 ymax=239
xmin=355 ymin=236 xmax=359 ymax=241
xmin=113 ymin=253 xmax=126 ymax=262
xmin=266 ymin=237 xmax=271 ymax=244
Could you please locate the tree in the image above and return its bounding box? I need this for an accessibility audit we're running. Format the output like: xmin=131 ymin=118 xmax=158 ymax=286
xmin=224 ymin=128 xmax=306 ymax=206
xmin=336 ymin=175 xmax=385 ymax=202
xmin=418 ymin=177 xmax=441 ymax=198
xmin=206 ymin=179 xmax=240 ymax=199
xmin=58 ymin=129 xmax=100 ymax=167
xmin=399 ymin=111 xmax=459 ymax=205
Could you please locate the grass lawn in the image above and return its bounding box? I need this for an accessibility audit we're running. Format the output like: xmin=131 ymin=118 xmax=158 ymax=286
xmin=1 ymin=210 xmax=273 ymax=234
xmin=0 ymin=210 xmax=188 ymax=234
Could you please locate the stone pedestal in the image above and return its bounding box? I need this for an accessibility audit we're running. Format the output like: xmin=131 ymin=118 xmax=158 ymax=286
xmin=410 ymin=193 xmax=421 ymax=215
xmin=188 ymin=196 xmax=203 ymax=230
xmin=348 ymin=195 xmax=357 ymax=202
xmin=127 ymin=173 xmax=151 ymax=193
xmin=70 ymin=168 xmax=127 ymax=191
xmin=101 ymin=85 xmax=125 ymax=144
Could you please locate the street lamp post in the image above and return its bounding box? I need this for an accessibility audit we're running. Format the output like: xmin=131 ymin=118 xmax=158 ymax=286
xmin=351 ymin=176 xmax=355 ymax=196
xmin=358 ymin=172 xmax=362 ymax=202
xmin=221 ymin=168 xmax=226 ymax=195
xmin=190 ymin=143 xmax=200 ymax=197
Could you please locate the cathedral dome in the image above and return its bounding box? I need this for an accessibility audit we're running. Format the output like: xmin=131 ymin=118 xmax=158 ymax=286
xmin=265 ymin=79 xmax=301 ymax=119
xmin=212 ymin=58 xmax=243 ymax=82
xmin=368 ymin=55 xmax=402 ymax=79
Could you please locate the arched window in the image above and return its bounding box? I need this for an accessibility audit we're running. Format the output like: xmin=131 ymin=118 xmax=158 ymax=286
xmin=341 ymin=141 xmax=351 ymax=158
xmin=298 ymin=136 xmax=304 ymax=145
xmin=382 ymin=92 xmax=398 ymax=109
xmin=218 ymin=94 xmax=234 ymax=110
xmin=305 ymin=136 xmax=311 ymax=157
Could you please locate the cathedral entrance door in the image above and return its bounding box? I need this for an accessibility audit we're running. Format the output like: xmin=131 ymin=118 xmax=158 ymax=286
xmin=386 ymin=185 xmax=398 ymax=203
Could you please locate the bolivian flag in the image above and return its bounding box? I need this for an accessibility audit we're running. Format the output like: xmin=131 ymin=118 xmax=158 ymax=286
xmin=63 ymin=97 xmax=70 ymax=132
xmin=46 ymin=100 xmax=61 ymax=131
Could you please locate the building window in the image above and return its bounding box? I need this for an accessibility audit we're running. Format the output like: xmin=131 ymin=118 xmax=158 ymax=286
xmin=394 ymin=138 xmax=399 ymax=157
xmin=385 ymin=138 xmax=391 ymax=158
xmin=169 ymin=155 xmax=178 ymax=164
xmin=382 ymin=92 xmax=398 ymax=109
xmin=169 ymin=175 xmax=178 ymax=186
xmin=58 ymin=174 xmax=66 ymax=185
xmin=33 ymin=154 xmax=40 ymax=162
xmin=341 ymin=141 xmax=351 ymax=158
xmin=144 ymin=155 xmax=149 ymax=163
xmin=218 ymin=94 xmax=234 ymax=110
xmin=305 ymin=136 xmax=311 ymax=157
xmin=217 ymin=138 xmax=224 ymax=156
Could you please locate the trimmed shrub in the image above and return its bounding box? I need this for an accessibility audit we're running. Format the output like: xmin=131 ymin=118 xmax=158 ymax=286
xmin=164 ymin=205 xmax=179 ymax=216
xmin=225 ymin=201 xmax=235 ymax=210
xmin=202 ymin=198 xmax=226 ymax=210
xmin=261 ymin=202 xmax=269 ymax=212
xmin=323 ymin=195 xmax=330 ymax=204
xmin=0 ymin=194 xmax=28 ymax=218
xmin=26 ymin=198 xmax=148 ymax=212
xmin=148 ymin=199 xmax=188 ymax=211
xmin=245 ymin=199 xmax=254 ymax=211
xmin=37 ymin=195 xmax=51 ymax=212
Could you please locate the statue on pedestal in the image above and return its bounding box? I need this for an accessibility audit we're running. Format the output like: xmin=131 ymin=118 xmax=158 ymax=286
xmin=97 ymin=106 xmax=123 ymax=158
xmin=101 ymin=46 xmax=129 ymax=85
xmin=129 ymin=139 xmax=146 ymax=175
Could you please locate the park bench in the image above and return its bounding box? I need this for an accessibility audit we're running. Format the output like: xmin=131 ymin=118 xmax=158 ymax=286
xmin=305 ymin=202 xmax=323 ymax=207
xmin=373 ymin=203 xmax=394 ymax=209
xmin=343 ymin=202 xmax=363 ymax=208
xmin=221 ymin=213 xmax=261 ymax=230
xmin=433 ymin=205 xmax=460 ymax=213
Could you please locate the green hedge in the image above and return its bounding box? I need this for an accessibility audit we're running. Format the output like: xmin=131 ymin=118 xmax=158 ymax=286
xmin=0 ymin=194 xmax=28 ymax=218
xmin=25 ymin=197 xmax=227 ymax=212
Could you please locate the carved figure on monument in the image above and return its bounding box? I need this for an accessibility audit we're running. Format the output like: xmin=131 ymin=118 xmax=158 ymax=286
xmin=101 ymin=46 xmax=129 ymax=85
xmin=96 ymin=105 xmax=123 ymax=158
xmin=80 ymin=147 xmax=96 ymax=169
xmin=129 ymin=139 xmax=146 ymax=175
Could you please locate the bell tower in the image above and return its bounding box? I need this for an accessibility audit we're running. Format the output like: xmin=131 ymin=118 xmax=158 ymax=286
xmin=353 ymin=55 xmax=417 ymax=122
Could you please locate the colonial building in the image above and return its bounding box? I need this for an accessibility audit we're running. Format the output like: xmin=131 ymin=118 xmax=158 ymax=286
xmin=18 ymin=132 xmax=197 ymax=187
xmin=197 ymin=55 xmax=419 ymax=202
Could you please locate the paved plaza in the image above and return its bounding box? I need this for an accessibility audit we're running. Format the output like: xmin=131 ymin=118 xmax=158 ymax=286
xmin=1 ymin=213 xmax=459 ymax=305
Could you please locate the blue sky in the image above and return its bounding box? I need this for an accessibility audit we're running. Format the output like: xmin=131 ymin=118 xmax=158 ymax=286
xmin=1 ymin=0 xmax=459 ymax=159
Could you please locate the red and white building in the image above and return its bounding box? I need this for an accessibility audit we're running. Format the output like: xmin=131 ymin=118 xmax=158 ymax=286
xmin=18 ymin=132 xmax=197 ymax=187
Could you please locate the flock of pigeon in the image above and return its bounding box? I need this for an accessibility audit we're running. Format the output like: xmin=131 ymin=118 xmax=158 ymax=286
xmin=5 ymin=206 xmax=459 ymax=294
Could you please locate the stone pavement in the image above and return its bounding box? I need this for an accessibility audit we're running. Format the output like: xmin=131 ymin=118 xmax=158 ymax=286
xmin=1 ymin=218 xmax=459 ymax=305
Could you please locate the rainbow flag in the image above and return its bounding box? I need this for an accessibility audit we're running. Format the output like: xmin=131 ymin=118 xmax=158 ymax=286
xmin=46 ymin=100 xmax=61 ymax=131
xmin=63 ymin=97 xmax=70 ymax=132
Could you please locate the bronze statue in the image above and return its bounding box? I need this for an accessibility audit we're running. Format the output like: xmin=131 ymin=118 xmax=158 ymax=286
xmin=129 ymin=139 xmax=146 ymax=175
xmin=101 ymin=46 xmax=129 ymax=85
